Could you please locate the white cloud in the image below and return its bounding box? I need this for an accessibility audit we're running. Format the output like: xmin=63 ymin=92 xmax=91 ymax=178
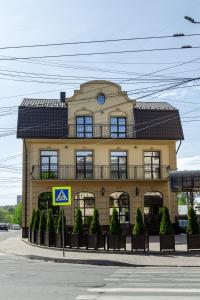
xmin=177 ymin=155 xmax=200 ymax=171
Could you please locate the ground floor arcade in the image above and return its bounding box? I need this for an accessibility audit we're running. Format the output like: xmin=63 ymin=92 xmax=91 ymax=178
xmin=22 ymin=180 xmax=177 ymax=237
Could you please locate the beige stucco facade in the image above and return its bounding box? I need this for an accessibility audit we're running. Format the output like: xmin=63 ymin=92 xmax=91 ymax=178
xmin=21 ymin=81 xmax=179 ymax=234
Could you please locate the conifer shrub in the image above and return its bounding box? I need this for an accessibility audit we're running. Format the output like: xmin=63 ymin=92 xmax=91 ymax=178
xmin=159 ymin=206 xmax=173 ymax=235
xmin=57 ymin=209 xmax=67 ymax=234
xmin=39 ymin=210 xmax=46 ymax=232
xmin=73 ymin=208 xmax=83 ymax=234
xmin=187 ymin=206 xmax=199 ymax=234
xmin=32 ymin=209 xmax=40 ymax=231
xmin=30 ymin=209 xmax=36 ymax=230
xmin=46 ymin=209 xmax=55 ymax=233
xmin=109 ymin=207 xmax=121 ymax=234
xmin=132 ymin=208 xmax=145 ymax=235
xmin=89 ymin=208 xmax=101 ymax=234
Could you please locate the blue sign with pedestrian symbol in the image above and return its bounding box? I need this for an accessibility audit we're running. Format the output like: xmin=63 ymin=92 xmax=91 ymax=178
xmin=52 ymin=186 xmax=72 ymax=206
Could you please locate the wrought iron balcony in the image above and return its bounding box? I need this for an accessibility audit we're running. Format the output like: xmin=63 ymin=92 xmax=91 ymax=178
xmin=67 ymin=124 xmax=135 ymax=138
xmin=32 ymin=165 xmax=169 ymax=180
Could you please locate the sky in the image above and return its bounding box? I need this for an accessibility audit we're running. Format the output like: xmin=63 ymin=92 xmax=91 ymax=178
xmin=0 ymin=0 xmax=200 ymax=205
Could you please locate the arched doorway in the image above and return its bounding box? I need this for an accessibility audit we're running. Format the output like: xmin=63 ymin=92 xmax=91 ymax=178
xmin=74 ymin=192 xmax=95 ymax=226
xmin=109 ymin=192 xmax=130 ymax=233
xmin=144 ymin=191 xmax=163 ymax=233
xmin=38 ymin=192 xmax=60 ymax=219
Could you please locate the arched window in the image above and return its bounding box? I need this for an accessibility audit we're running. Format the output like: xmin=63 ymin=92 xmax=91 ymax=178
xmin=38 ymin=192 xmax=59 ymax=217
xmin=74 ymin=192 xmax=95 ymax=225
xmin=109 ymin=192 xmax=130 ymax=223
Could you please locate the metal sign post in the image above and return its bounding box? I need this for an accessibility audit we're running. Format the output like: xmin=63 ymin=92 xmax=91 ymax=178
xmin=61 ymin=207 xmax=65 ymax=257
xmin=52 ymin=186 xmax=72 ymax=257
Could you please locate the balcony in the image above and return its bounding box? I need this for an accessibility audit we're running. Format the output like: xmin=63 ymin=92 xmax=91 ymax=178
xmin=32 ymin=165 xmax=169 ymax=180
xmin=67 ymin=124 xmax=135 ymax=138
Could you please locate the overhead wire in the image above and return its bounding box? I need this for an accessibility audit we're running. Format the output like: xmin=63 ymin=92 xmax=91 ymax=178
xmin=0 ymin=32 xmax=199 ymax=50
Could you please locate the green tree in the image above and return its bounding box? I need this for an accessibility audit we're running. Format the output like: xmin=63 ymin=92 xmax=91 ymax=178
xmin=39 ymin=211 xmax=46 ymax=232
xmin=13 ymin=202 xmax=22 ymax=226
xmin=73 ymin=208 xmax=83 ymax=234
xmin=178 ymin=192 xmax=187 ymax=205
xmin=46 ymin=209 xmax=55 ymax=233
xmin=187 ymin=206 xmax=199 ymax=234
xmin=32 ymin=209 xmax=40 ymax=231
xmin=90 ymin=208 xmax=101 ymax=234
xmin=29 ymin=209 xmax=36 ymax=230
xmin=109 ymin=207 xmax=120 ymax=234
xmin=0 ymin=208 xmax=13 ymax=223
xmin=132 ymin=208 xmax=145 ymax=235
xmin=160 ymin=207 xmax=173 ymax=235
xmin=57 ymin=210 xmax=67 ymax=234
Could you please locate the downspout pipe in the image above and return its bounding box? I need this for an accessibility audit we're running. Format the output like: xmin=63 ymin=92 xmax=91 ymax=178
xmin=23 ymin=139 xmax=28 ymax=238
xmin=176 ymin=140 xmax=182 ymax=154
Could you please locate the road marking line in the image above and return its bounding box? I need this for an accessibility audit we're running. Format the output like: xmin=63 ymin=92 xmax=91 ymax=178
xmin=76 ymin=295 xmax=97 ymax=300
xmin=88 ymin=287 xmax=200 ymax=293
xmin=81 ymin=296 xmax=200 ymax=300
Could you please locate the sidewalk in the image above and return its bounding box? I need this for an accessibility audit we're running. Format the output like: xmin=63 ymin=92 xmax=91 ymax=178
xmin=1 ymin=234 xmax=200 ymax=267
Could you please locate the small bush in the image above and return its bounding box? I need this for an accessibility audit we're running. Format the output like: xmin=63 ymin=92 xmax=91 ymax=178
xmin=90 ymin=208 xmax=101 ymax=234
xmin=39 ymin=211 xmax=46 ymax=232
xmin=73 ymin=208 xmax=83 ymax=234
xmin=46 ymin=209 xmax=55 ymax=233
xmin=132 ymin=208 xmax=145 ymax=235
xmin=109 ymin=207 xmax=120 ymax=234
xmin=32 ymin=209 xmax=40 ymax=231
xmin=187 ymin=206 xmax=199 ymax=234
xmin=29 ymin=209 xmax=36 ymax=230
xmin=160 ymin=207 xmax=173 ymax=235
xmin=57 ymin=209 xmax=67 ymax=234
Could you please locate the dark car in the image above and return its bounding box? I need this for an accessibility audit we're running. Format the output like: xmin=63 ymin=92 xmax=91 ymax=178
xmin=0 ymin=223 xmax=8 ymax=231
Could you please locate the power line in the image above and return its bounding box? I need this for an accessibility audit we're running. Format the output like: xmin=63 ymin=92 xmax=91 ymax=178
xmin=0 ymin=33 xmax=199 ymax=50
xmin=1 ymin=46 xmax=200 ymax=61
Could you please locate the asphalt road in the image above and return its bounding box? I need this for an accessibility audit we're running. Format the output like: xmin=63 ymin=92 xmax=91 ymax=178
xmin=0 ymin=229 xmax=21 ymax=241
xmin=1 ymin=232 xmax=200 ymax=299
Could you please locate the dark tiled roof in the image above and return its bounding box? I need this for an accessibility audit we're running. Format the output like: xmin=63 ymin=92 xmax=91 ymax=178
xmin=135 ymin=101 xmax=176 ymax=110
xmin=17 ymin=98 xmax=183 ymax=140
xmin=17 ymin=102 xmax=68 ymax=138
xmin=134 ymin=108 xmax=184 ymax=140
xmin=21 ymin=98 xmax=66 ymax=108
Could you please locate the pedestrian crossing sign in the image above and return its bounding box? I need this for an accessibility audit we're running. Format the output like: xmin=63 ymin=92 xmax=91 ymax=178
xmin=52 ymin=186 xmax=72 ymax=206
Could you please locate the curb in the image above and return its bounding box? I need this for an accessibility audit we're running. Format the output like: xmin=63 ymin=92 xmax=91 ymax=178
xmin=23 ymin=239 xmax=199 ymax=257
xmin=3 ymin=238 xmax=200 ymax=267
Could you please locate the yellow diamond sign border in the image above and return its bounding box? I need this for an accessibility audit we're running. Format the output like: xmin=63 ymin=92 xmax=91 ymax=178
xmin=52 ymin=186 xmax=72 ymax=206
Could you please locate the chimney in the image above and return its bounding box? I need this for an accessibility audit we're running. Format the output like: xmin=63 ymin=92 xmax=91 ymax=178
xmin=60 ymin=92 xmax=66 ymax=104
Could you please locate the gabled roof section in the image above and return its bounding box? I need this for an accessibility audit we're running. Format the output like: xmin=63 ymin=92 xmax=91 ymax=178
xmin=22 ymin=98 xmax=66 ymax=108
xmin=135 ymin=101 xmax=176 ymax=110
xmin=17 ymin=98 xmax=68 ymax=139
xmin=134 ymin=102 xmax=184 ymax=140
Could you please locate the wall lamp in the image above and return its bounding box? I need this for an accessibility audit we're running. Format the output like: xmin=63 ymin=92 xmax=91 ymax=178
xmin=101 ymin=187 xmax=105 ymax=196
xmin=135 ymin=187 xmax=139 ymax=196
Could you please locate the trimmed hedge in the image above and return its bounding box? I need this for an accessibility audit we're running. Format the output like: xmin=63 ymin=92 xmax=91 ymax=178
xmin=30 ymin=209 xmax=36 ymax=230
xmin=46 ymin=209 xmax=55 ymax=233
xmin=132 ymin=208 xmax=145 ymax=235
xmin=39 ymin=210 xmax=46 ymax=232
xmin=90 ymin=208 xmax=101 ymax=234
xmin=73 ymin=208 xmax=83 ymax=234
xmin=32 ymin=209 xmax=40 ymax=231
xmin=160 ymin=207 xmax=173 ymax=235
xmin=110 ymin=207 xmax=120 ymax=234
xmin=187 ymin=206 xmax=199 ymax=234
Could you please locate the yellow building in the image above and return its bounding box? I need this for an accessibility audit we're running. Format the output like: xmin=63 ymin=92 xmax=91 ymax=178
xmin=17 ymin=80 xmax=183 ymax=237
